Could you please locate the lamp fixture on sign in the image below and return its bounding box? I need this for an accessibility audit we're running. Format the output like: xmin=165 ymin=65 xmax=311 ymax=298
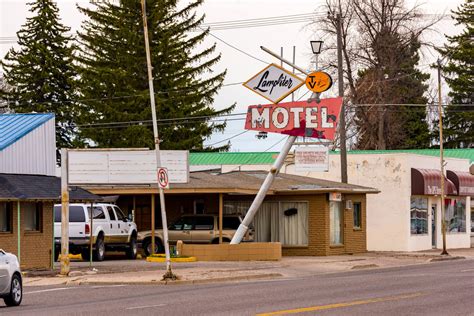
xmin=310 ymin=40 xmax=323 ymax=54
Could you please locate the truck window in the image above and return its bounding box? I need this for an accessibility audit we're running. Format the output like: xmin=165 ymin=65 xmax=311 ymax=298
xmin=87 ymin=206 xmax=105 ymax=219
xmin=106 ymin=206 xmax=116 ymax=220
xmin=54 ymin=206 xmax=85 ymax=222
xmin=223 ymin=217 xmax=241 ymax=229
xmin=114 ymin=207 xmax=126 ymax=221
xmin=194 ymin=216 xmax=214 ymax=230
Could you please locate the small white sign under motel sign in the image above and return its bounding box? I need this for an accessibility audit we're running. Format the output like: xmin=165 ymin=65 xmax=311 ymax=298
xmin=295 ymin=146 xmax=329 ymax=172
xmin=243 ymin=63 xmax=304 ymax=104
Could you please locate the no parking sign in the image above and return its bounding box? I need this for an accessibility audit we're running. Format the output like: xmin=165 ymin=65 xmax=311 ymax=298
xmin=157 ymin=167 xmax=169 ymax=189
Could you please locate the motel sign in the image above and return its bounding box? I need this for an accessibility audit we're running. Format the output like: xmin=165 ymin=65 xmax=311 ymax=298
xmin=245 ymin=98 xmax=343 ymax=139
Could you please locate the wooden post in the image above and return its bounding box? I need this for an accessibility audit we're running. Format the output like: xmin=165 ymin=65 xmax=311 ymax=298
xmin=60 ymin=148 xmax=70 ymax=275
xmin=219 ymin=193 xmax=223 ymax=244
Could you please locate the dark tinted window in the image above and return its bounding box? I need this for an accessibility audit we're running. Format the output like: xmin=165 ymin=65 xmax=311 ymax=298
xmin=54 ymin=206 xmax=85 ymax=223
xmin=194 ymin=216 xmax=214 ymax=230
xmin=223 ymin=217 xmax=240 ymax=229
xmin=114 ymin=207 xmax=126 ymax=221
xmin=87 ymin=206 xmax=105 ymax=219
xmin=170 ymin=217 xmax=194 ymax=230
xmin=106 ymin=206 xmax=116 ymax=220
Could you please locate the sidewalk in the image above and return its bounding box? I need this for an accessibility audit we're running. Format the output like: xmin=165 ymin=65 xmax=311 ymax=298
xmin=23 ymin=248 xmax=474 ymax=287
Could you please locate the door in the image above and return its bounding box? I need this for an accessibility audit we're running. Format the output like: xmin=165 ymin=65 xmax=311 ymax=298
xmin=431 ymin=204 xmax=437 ymax=248
xmin=113 ymin=206 xmax=129 ymax=243
xmin=106 ymin=206 xmax=120 ymax=243
xmin=168 ymin=217 xmax=194 ymax=243
xmin=471 ymin=208 xmax=474 ymax=247
xmin=0 ymin=251 xmax=9 ymax=294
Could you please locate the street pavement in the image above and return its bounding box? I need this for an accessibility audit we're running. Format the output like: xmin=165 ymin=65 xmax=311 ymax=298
xmin=23 ymin=248 xmax=474 ymax=286
xmin=3 ymin=258 xmax=474 ymax=315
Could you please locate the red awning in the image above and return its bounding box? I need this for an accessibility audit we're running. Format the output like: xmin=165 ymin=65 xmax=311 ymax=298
xmin=447 ymin=170 xmax=474 ymax=196
xmin=411 ymin=168 xmax=457 ymax=196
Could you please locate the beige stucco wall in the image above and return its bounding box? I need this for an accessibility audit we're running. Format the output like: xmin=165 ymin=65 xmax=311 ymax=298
xmin=220 ymin=153 xmax=471 ymax=252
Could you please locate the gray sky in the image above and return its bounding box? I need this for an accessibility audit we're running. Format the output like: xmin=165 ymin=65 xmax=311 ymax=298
xmin=0 ymin=0 xmax=465 ymax=151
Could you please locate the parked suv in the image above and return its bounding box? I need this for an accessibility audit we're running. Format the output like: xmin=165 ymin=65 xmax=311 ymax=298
xmin=0 ymin=249 xmax=22 ymax=307
xmin=137 ymin=214 xmax=253 ymax=256
xmin=54 ymin=203 xmax=138 ymax=261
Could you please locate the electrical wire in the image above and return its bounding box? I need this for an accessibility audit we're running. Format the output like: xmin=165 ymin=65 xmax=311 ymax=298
xmin=204 ymin=130 xmax=249 ymax=148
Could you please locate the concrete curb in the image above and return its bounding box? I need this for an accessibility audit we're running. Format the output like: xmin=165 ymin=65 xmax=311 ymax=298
xmin=429 ymin=256 xmax=466 ymax=262
xmin=66 ymin=273 xmax=283 ymax=286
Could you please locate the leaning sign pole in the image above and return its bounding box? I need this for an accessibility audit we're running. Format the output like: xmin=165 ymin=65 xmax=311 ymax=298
xmin=231 ymin=45 xmax=341 ymax=244
xmin=141 ymin=0 xmax=175 ymax=279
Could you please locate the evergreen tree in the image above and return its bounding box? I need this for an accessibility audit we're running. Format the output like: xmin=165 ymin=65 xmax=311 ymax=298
xmin=0 ymin=0 xmax=79 ymax=150
xmin=76 ymin=0 xmax=234 ymax=151
xmin=438 ymin=1 xmax=473 ymax=148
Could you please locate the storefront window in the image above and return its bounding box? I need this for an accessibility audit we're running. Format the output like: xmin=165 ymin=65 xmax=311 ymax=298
xmin=410 ymin=197 xmax=428 ymax=235
xmin=24 ymin=202 xmax=41 ymax=232
xmin=353 ymin=202 xmax=361 ymax=229
xmin=445 ymin=198 xmax=466 ymax=233
xmin=330 ymin=201 xmax=343 ymax=245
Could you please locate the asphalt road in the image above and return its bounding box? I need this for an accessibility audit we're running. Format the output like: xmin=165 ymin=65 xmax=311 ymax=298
xmin=3 ymin=259 xmax=474 ymax=315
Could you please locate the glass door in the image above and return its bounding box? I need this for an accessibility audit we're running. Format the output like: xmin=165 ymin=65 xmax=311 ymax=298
xmin=431 ymin=204 xmax=437 ymax=248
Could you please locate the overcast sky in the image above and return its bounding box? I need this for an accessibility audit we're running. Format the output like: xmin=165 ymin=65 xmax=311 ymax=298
xmin=0 ymin=0 xmax=465 ymax=152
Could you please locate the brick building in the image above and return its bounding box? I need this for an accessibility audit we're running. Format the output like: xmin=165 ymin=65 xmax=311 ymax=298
xmin=0 ymin=173 xmax=99 ymax=269
xmin=80 ymin=171 xmax=378 ymax=256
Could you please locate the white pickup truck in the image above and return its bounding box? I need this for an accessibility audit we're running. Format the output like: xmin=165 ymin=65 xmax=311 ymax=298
xmin=54 ymin=203 xmax=138 ymax=261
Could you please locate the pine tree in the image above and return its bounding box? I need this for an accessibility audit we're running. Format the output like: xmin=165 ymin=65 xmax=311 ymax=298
xmin=439 ymin=1 xmax=473 ymax=148
xmin=76 ymin=0 xmax=234 ymax=151
xmin=0 ymin=0 xmax=79 ymax=150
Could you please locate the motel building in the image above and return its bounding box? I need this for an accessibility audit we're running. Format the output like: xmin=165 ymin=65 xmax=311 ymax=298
xmin=192 ymin=149 xmax=474 ymax=252
xmin=66 ymin=149 xmax=378 ymax=256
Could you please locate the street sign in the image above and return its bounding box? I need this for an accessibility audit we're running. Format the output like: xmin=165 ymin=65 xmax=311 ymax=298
xmin=243 ymin=63 xmax=304 ymax=104
xmin=157 ymin=167 xmax=169 ymax=189
xmin=295 ymin=147 xmax=329 ymax=172
xmin=245 ymin=97 xmax=343 ymax=139
xmin=305 ymin=71 xmax=332 ymax=93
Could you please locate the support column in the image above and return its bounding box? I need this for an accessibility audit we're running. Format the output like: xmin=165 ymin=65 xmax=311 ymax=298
xmin=219 ymin=193 xmax=223 ymax=244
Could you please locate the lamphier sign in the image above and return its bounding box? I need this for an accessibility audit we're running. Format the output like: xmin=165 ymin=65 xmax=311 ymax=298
xmin=245 ymin=97 xmax=343 ymax=139
xmin=243 ymin=63 xmax=305 ymax=104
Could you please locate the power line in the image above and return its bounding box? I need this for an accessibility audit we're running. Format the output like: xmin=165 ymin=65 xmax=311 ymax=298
xmin=204 ymin=130 xmax=249 ymax=148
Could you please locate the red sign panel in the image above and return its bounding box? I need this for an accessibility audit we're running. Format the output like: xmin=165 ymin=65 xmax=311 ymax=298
xmin=244 ymin=98 xmax=343 ymax=139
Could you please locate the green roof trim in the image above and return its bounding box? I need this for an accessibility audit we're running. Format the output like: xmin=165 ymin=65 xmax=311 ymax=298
xmin=190 ymin=149 xmax=474 ymax=165
xmin=190 ymin=152 xmax=279 ymax=165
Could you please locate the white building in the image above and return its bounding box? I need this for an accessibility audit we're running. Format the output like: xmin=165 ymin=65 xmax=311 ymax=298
xmin=190 ymin=150 xmax=474 ymax=252
xmin=0 ymin=113 xmax=56 ymax=176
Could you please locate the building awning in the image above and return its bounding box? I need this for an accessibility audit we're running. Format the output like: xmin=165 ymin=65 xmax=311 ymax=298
xmin=411 ymin=168 xmax=457 ymax=196
xmin=447 ymin=170 xmax=474 ymax=196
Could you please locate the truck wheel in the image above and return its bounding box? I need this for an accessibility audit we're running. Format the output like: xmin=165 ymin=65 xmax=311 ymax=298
xmin=3 ymin=274 xmax=22 ymax=306
xmin=126 ymin=235 xmax=137 ymax=259
xmin=94 ymin=235 xmax=105 ymax=261
xmin=143 ymin=238 xmax=162 ymax=257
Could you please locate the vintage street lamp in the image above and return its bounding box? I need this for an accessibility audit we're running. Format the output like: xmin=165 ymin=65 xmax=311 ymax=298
xmin=310 ymin=40 xmax=323 ymax=54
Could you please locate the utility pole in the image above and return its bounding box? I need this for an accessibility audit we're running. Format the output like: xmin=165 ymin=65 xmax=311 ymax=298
xmin=140 ymin=0 xmax=175 ymax=279
xmin=335 ymin=13 xmax=348 ymax=183
xmin=60 ymin=148 xmax=70 ymax=275
xmin=437 ymin=59 xmax=448 ymax=256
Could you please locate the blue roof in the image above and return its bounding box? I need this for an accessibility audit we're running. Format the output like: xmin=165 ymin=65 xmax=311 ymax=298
xmin=0 ymin=113 xmax=55 ymax=150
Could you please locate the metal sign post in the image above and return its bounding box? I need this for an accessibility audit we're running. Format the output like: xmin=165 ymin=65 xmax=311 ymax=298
xmin=141 ymin=0 xmax=175 ymax=279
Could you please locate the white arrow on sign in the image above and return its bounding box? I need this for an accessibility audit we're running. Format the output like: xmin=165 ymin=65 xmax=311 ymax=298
xmin=243 ymin=63 xmax=305 ymax=104
xmin=157 ymin=167 xmax=169 ymax=189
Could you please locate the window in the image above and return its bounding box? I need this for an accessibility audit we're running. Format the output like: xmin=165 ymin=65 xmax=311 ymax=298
xmin=0 ymin=202 xmax=12 ymax=233
xmin=87 ymin=206 xmax=105 ymax=220
xmin=170 ymin=217 xmax=194 ymax=230
xmin=194 ymin=200 xmax=205 ymax=214
xmin=223 ymin=217 xmax=241 ymax=230
xmin=410 ymin=197 xmax=428 ymax=235
xmin=445 ymin=198 xmax=466 ymax=233
xmin=114 ymin=207 xmax=126 ymax=221
xmin=227 ymin=201 xmax=308 ymax=246
xmin=330 ymin=201 xmax=343 ymax=245
xmin=107 ymin=206 xmax=116 ymax=220
xmin=194 ymin=216 xmax=214 ymax=230
xmin=353 ymin=202 xmax=361 ymax=229
xmin=24 ymin=202 xmax=41 ymax=232
xmin=471 ymin=209 xmax=474 ymax=233
xmin=54 ymin=206 xmax=86 ymax=222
